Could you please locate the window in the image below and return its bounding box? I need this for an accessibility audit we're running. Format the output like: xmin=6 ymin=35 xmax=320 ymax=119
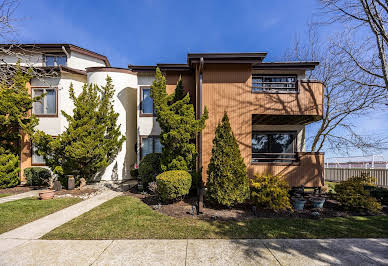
xmin=141 ymin=87 xmax=154 ymax=115
xmin=141 ymin=136 xmax=162 ymax=159
xmin=32 ymin=88 xmax=57 ymax=116
xmin=252 ymin=131 xmax=297 ymax=163
xmin=32 ymin=143 xmax=45 ymax=165
xmin=252 ymin=75 xmax=297 ymax=93
xmin=45 ymin=54 xmax=67 ymax=67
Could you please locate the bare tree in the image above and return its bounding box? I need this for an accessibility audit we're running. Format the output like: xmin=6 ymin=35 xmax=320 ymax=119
xmin=284 ymin=25 xmax=388 ymax=155
xmin=320 ymin=0 xmax=388 ymax=91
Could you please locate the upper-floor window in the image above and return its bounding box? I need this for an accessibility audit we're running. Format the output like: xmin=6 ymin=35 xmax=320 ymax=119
xmin=45 ymin=54 xmax=67 ymax=67
xmin=252 ymin=131 xmax=297 ymax=163
xmin=252 ymin=75 xmax=297 ymax=93
xmin=32 ymin=88 xmax=57 ymax=116
xmin=140 ymin=87 xmax=154 ymax=115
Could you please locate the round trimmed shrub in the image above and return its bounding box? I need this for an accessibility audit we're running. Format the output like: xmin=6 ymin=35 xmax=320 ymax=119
xmin=250 ymin=174 xmax=292 ymax=212
xmin=139 ymin=153 xmax=162 ymax=185
xmin=0 ymin=151 xmax=20 ymax=188
xmin=156 ymin=170 xmax=192 ymax=201
xmin=24 ymin=167 xmax=51 ymax=187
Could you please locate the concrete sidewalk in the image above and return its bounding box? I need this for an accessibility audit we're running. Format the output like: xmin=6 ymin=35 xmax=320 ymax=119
xmin=0 ymin=190 xmax=121 ymax=252
xmin=0 ymin=238 xmax=387 ymax=265
xmin=0 ymin=190 xmax=42 ymax=204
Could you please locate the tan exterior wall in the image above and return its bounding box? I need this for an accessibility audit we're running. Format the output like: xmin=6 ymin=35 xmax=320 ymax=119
xmin=165 ymin=71 xmax=195 ymax=104
xmin=200 ymin=64 xmax=324 ymax=187
xmin=20 ymin=82 xmax=32 ymax=183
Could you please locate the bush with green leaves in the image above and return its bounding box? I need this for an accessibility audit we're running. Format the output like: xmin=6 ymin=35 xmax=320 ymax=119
xmin=366 ymin=186 xmax=388 ymax=205
xmin=335 ymin=173 xmax=382 ymax=213
xmin=0 ymin=150 xmax=20 ymax=188
xmin=156 ymin=170 xmax=191 ymax=201
xmin=206 ymin=112 xmax=250 ymax=207
xmin=24 ymin=167 xmax=51 ymax=187
xmin=130 ymin=168 xmax=139 ymax=179
xmin=250 ymin=174 xmax=292 ymax=212
xmin=139 ymin=153 xmax=162 ymax=185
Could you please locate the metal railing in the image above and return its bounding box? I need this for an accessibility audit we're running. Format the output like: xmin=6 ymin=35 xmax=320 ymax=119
xmin=325 ymin=168 xmax=388 ymax=187
xmin=252 ymin=153 xmax=297 ymax=163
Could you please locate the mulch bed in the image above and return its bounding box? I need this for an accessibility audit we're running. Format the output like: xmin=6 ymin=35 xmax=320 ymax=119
xmin=54 ymin=188 xmax=99 ymax=197
xmin=125 ymin=186 xmax=387 ymax=221
xmin=0 ymin=186 xmax=34 ymax=195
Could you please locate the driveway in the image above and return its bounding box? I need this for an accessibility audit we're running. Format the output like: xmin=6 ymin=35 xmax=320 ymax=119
xmin=0 ymin=238 xmax=387 ymax=265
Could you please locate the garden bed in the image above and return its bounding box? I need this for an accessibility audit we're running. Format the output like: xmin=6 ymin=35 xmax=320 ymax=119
xmin=0 ymin=186 xmax=33 ymax=195
xmin=54 ymin=187 xmax=99 ymax=199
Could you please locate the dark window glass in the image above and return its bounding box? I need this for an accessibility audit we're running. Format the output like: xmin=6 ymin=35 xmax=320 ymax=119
xmin=252 ymin=75 xmax=297 ymax=92
xmin=141 ymin=136 xmax=162 ymax=159
xmin=45 ymin=56 xmax=55 ymax=67
xmin=45 ymin=55 xmax=67 ymax=66
xmin=56 ymin=56 xmax=67 ymax=66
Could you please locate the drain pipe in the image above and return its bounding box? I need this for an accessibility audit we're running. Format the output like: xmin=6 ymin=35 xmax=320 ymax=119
xmin=197 ymin=57 xmax=204 ymax=215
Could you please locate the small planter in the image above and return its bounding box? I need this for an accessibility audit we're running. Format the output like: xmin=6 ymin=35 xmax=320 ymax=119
xmin=67 ymin=175 xmax=75 ymax=190
xmin=292 ymin=197 xmax=307 ymax=210
xmin=39 ymin=190 xmax=54 ymax=200
xmin=310 ymin=197 xmax=326 ymax=209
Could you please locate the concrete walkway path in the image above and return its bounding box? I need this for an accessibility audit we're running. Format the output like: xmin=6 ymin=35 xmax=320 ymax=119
xmin=0 ymin=190 xmax=42 ymax=204
xmin=0 ymin=238 xmax=387 ymax=265
xmin=0 ymin=190 xmax=120 ymax=252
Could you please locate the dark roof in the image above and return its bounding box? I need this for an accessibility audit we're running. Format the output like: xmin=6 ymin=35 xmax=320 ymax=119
xmin=253 ymin=62 xmax=319 ymax=70
xmin=187 ymin=52 xmax=267 ymax=65
xmin=128 ymin=64 xmax=192 ymax=72
xmin=0 ymin=43 xmax=110 ymax=67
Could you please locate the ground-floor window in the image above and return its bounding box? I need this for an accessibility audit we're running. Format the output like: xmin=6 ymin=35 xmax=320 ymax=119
xmin=140 ymin=136 xmax=162 ymax=159
xmin=252 ymin=131 xmax=297 ymax=163
xmin=31 ymin=143 xmax=45 ymax=165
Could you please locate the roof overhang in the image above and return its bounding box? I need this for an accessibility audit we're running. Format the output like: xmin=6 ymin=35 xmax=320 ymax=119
xmin=253 ymin=62 xmax=319 ymax=71
xmin=187 ymin=53 xmax=267 ymax=65
xmin=128 ymin=64 xmax=192 ymax=73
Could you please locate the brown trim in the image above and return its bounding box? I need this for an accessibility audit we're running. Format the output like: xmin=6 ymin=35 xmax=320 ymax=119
xmin=67 ymin=45 xmax=110 ymax=67
xmin=31 ymin=87 xmax=59 ymax=118
xmin=253 ymin=62 xmax=319 ymax=70
xmin=86 ymin=67 xmax=136 ymax=74
xmin=60 ymin=66 xmax=87 ymax=76
xmin=139 ymin=86 xmax=155 ymax=117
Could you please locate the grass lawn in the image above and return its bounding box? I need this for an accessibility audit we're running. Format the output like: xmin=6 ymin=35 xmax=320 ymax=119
xmin=0 ymin=197 xmax=82 ymax=234
xmin=0 ymin=194 xmax=11 ymax=198
xmin=43 ymin=196 xmax=388 ymax=240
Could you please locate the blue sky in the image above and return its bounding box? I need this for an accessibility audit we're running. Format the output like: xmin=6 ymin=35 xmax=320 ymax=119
xmin=13 ymin=0 xmax=388 ymax=159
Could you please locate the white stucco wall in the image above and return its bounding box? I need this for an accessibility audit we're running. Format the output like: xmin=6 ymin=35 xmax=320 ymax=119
xmin=67 ymin=51 xmax=106 ymax=70
xmin=87 ymin=70 xmax=138 ymax=181
xmin=252 ymin=124 xmax=306 ymax=152
xmin=0 ymin=53 xmax=44 ymax=67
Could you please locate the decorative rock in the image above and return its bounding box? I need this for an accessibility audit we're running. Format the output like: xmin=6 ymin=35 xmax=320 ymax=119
xmin=211 ymin=215 xmax=217 ymax=220
xmin=311 ymin=211 xmax=320 ymax=217
xmin=67 ymin=175 xmax=75 ymax=190
xmin=53 ymin=181 xmax=62 ymax=191
xmin=79 ymin=178 xmax=87 ymax=190
xmin=39 ymin=190 xmax=54 ymax=200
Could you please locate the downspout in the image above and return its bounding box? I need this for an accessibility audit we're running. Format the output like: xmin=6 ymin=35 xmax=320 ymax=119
xmin=197 ymin=57 xmax=204 ymax=215
xmin=61 ymin=46 xmax=70 ymax=60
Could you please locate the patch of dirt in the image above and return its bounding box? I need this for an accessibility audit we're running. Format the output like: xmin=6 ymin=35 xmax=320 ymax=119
xmin=125 ymin=187 xmax=387 ymax=221
xmin=0 ymin=186 xmax=34 ymax=195
xmin=54 ymin=188 xmax=99 ymax=199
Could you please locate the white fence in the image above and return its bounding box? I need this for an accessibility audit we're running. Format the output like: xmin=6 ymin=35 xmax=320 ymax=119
xmin=325 ymin=168 xmax=388 ymax=187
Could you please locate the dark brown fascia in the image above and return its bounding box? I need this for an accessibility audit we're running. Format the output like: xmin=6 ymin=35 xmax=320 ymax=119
xmin=86 ymin=66 xmax=135 ymax=74
xmin=187 ymin=52 xmax=267 ymax=65
xmin=128 ymin=64 xmax=192 ymax=73
xmin=0 ymin=43 xmax=110 ymax=67
xmin=253 ymin=62 xmax=320 ymax=70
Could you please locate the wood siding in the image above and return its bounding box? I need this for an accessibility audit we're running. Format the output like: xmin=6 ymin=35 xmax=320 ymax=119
xmin=19 ymin=82 xmax=32 ymax=183
xmin=165 ymin=71 xmax=196 ymax=104
xmin=200 ymin=64 xmax=324 ymax=186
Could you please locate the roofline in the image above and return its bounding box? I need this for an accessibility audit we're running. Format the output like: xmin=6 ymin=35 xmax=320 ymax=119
xmin=86 ymin=66 xmax=135 ymax=75
xmin=128 ymin=64 xmax=192 ymax=72
xmin=187 ymin=52 xmax=267 ymax=65
xmin=253 ymin=62 xmax=320 ymax=70
xmin=0 ymin=43 xmax=110 ymax=67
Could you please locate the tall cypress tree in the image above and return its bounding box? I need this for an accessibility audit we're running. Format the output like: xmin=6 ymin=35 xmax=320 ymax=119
xmin=207 ymin=112 xmax=249 ymax=207
xmin=33 ymin=76 xmax=125 ymax=182
xmin=151 ymin=68 xmax=208 ymax=172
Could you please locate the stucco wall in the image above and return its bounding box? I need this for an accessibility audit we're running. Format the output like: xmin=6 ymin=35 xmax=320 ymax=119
xmin=67 ymin=51 xmax=106 ymax=70
xmin=87 ymin=70 xmax=138 ymax=181
xmin=0 ymin=53 xmax=44 ymax=66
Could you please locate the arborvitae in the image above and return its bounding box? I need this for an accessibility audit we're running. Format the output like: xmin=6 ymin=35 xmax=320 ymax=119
xmin=33 ymin=76 xmax=125 ymax=183
xmin=151 ymin=68 xmax=208 ymax=172
xmin=207 ymin=112 xmax=249 ymax=207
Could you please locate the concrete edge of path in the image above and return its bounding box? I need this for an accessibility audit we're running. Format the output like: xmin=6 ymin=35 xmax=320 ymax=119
xmin=0 ymin=190 xmax=42 ymax=204
xmin=0 ymin=190 xmax=121 ymax=248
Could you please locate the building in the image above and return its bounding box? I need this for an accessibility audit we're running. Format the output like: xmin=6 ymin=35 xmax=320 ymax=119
xmin=1 ymin=44 xmax=324 ymax=187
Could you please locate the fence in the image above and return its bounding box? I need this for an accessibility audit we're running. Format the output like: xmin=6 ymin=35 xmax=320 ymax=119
xmin=325 ymin=168 xmax=388 ymax=187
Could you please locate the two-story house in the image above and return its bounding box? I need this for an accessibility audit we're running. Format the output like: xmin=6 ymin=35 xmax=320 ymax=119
xmin=130 ymin=53 xmax=324 ymax=187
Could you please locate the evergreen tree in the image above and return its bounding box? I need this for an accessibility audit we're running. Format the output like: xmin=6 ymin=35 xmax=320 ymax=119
xmin=33 ymin=76 xmax=125 ymax=182
xmin=207 ymin=112 xmax=249 ymax=207
xmin=151 ymin=68 xmax=208 ymax=172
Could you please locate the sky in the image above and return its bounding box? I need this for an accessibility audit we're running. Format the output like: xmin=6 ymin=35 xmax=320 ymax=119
xmin=12 ymin=0 xmax=388 ymax=160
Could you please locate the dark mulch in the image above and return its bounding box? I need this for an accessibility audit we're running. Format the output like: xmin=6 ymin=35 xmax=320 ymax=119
xmin=125 ymin=186 xmax=387 ymax=221
xmin=0 ymin=186 xmax=34 ymax=195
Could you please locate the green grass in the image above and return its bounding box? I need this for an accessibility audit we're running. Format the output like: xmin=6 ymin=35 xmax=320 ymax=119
xmin=43 ymin=196 xmax=388 ymax=240
xmin=0 ymin=197 xmax=82 ymax=234
xmin=0 ymin=194 xmax=11 ymax=198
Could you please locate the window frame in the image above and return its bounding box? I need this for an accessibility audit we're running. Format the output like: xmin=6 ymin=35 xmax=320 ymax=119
xmin=139 ymin=86 xmax=155 ymax=117
xmin=251 ymin=74 xmax=298 ymax=94
xmin=251 ymin=131 xmax=298 ymax=164
xmin=44 ymin=54 xmax=67 ymax=67
xmin=31 ymin=86 xmax=58 ymax=117
xmin=139 ymin=135 xmax=162 ymax=160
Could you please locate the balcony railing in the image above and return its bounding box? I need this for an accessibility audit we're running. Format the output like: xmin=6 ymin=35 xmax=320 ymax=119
xmin=252 ymin=152 xmax=297 ymax=163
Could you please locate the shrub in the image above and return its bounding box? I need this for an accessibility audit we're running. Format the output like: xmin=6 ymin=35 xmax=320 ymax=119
xmin=250 ymin=174 xmax=292 ymax=212
xmin=130 ymin=168 xmax=139 ymax=179
xmin=335 ymin=173 xmax=382 ymax=213
xmin=24 ymin=167 xmax=51 ymax=187
xmin=365 ymin=186 xmax=388 ymax=205
xmin=207 ymin=113 xmax=249 ymax=207
xmin=156 ymin=170 xmax=191 ymax=201
xmin=0 ymin=151 xmax=20 ymax=188
xmin=139 ymin=153 xmax=162 ymax=185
